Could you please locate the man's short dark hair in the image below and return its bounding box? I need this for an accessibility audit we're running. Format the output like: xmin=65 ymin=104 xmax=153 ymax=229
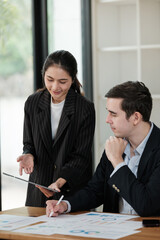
xmin=105 ymin=81 xmax=152 ymax=122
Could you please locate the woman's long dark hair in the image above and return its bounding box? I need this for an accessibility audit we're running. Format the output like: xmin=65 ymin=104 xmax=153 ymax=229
xmin=41 ymin=50 xmax=82 ymax=94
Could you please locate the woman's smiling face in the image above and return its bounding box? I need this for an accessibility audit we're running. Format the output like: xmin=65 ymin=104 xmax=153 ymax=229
xmin=44 ymin=65 xmax=72 ymax=103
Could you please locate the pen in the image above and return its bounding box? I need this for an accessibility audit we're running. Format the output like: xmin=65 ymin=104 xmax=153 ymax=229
xmin=49 ymin=195 xmax=64 ymax=217
xmin=56 ymin=195 xmax=64 ymax=205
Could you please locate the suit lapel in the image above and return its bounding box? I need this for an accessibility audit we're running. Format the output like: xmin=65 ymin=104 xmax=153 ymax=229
xmin=53 ymin=88 xmax=76 ymax=147
xmin=36 ymin=90 xmax=53 ymax=157
xmin=137 ymin=124 xmax=160 ymax=179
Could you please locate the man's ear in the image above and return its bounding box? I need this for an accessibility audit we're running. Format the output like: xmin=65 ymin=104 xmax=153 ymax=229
xmin=133 ymin=112 xmax=142 ymax=125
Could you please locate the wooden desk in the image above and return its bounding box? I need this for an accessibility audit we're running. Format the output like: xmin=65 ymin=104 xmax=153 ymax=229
xmin=0 ymin=207 xmax=160 ymax=240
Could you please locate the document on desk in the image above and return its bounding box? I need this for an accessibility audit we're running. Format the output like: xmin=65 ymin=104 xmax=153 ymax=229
xmin=0 ymin=213 xmax=72 ymax=231
xmin=0 ymin=214 xmax=39 ymax=231
xmin=13 ymin=212 xmax=142 ymax=239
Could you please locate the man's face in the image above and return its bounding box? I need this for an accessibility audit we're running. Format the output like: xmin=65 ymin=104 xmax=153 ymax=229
xmin=106 ymin=98 xmax=134 ymax=138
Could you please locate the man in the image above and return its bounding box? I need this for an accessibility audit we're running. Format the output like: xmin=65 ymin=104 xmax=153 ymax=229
xmin=46 ymin=81 xmax=160 ymax=217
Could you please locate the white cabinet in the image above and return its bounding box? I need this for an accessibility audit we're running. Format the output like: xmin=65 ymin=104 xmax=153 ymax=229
xmin=92 ymin=0 xmax=160 ymax=166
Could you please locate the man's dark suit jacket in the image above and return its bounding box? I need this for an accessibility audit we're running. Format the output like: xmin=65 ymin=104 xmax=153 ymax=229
xmin=23 ymin=87 xmax=95 ymax=207
xmin=67 ymin=124 xmax=160 ymax=217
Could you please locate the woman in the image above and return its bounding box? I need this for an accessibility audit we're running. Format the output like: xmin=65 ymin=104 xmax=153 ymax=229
xmin=17 ymin=50 xmax=95 ymax=207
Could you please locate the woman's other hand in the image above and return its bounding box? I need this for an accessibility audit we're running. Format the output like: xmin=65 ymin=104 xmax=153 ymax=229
xmin=36 ymin=178 xmax=67 ymax=197
xmin=36 ymin=185 xmax=55 ymax=198
xmin=49 ymin=178 xmax=66 ymax=193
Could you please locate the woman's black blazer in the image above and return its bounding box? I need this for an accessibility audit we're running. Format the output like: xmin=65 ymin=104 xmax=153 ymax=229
xmin=23 ymin=87 xmax=95 ymax=207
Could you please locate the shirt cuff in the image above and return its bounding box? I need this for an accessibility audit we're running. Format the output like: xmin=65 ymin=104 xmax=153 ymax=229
xmin=62 ymin=200 xmax=71 ymax=213
xmin=110 ymin=162 xmax=126 ymax=177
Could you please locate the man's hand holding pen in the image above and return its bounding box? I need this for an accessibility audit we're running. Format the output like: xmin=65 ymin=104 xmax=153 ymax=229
xmin=46 ymin=195 xmax=68 ymax=217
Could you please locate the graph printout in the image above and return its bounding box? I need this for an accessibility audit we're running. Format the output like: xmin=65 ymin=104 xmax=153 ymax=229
xmin=13 ymin=212 xmax=142 ymax=239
